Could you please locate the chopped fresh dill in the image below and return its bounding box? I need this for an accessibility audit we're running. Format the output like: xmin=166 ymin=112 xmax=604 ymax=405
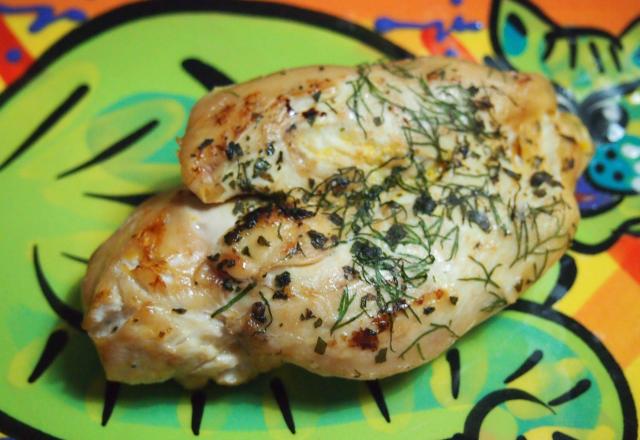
xmin=212 ymin=60 xmax=574 ymax=345
xmin=211 ymin=282 xmax=257 ymax=319
xmin=458 ymin=256 xmax=502 ymax=289
xmin=331 ymin=288 xmax=358 ymax=334
xmin=481 ymin=291 xmax=508 ymax=313
xmin=399 ymin=323 xmax=459 ymax=358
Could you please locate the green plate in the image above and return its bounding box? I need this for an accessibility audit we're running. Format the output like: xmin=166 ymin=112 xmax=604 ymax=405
xmin=0 ymin=2 xmax=636 ymax=439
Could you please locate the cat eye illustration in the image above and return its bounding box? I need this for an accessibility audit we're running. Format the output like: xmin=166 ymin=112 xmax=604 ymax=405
xmin=555 ymin=79 xmax=640 ymax=195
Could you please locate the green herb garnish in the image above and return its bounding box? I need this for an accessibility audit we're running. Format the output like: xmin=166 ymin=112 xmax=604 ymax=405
xmin=211 ymin=282 xmax=257 ymax=319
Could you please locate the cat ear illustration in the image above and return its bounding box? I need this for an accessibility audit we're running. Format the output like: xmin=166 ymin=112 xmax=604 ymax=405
xmin=488 ymin=0 xmax=639 ymax=100
xmin=489 ymin=0 xmax=554 ymax=73
xmin=620 ymin=17 xmax=640 ymax=71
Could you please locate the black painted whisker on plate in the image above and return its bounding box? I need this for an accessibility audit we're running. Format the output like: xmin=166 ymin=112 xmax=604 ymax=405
xmin=182 ymin=58 xmax=234 ymax=90
xmin=0 ymin=85 xmax=89 ymax=172
xmin=61 ymin=252 xmax=89 ymax=265
xmin=548 ymin=379 xmax=591 ymax=406
xmin=552 ymin=431 xmax=579 ymax=440
xmin=366 ymin=380 xmax=390 ymax=423
xmin=270 ymin=377 xmax=295 ymax=434
xmin=190 ymin=390 xmax=206 ymax=436
xmin=33 ymin=245 xmax=83 ymax=329
xmin=102 ymin=381 xmax=120 ymax=427
xmin=504 ymin=349 xmax=543 ymax=384
xmin=446 ymin=348 xmax=460 ymax=399
xmin=28 ymin=329 xmax=69 ymax=383
xmin=57 ymin=119 xmax=159 ymax=179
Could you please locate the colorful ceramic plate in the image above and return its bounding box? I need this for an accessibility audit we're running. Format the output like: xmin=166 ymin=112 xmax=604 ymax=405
xmin=0 ymin=1 xmax=638 ymax=438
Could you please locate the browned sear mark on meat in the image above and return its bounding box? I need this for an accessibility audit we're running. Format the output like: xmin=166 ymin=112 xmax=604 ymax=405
xmin=349 ymin=328 xmax=379 ymax=351
xmin=213 ymin=103 xmax=236 ymax=125
xmin=133 ymin=216 xmax=166 ymax=259
xmin=130 ymin=215 xmax=169 ymax=292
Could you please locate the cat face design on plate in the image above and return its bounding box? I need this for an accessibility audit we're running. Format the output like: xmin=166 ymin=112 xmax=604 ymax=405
xmin=489 ymin=0 xmax=640 ymax=222
xmin=0 ymin=2 xmax=635 ymax=438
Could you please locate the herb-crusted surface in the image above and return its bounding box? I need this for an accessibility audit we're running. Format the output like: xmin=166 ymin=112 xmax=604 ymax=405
xmin=84 ymin=57 xmax=592 ymax=388
xmin=179 ymin=57 xmax=590 ymax=204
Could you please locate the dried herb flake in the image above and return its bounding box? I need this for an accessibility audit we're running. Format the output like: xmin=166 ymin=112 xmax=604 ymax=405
xmin=375 ymin=348 xmax=387 ymax=363
xmin=275 ymin=271 xmax=291 ymax=288
xmin=225 ymin=141 xmax=243 ymax=160
xmin=314 ymin=337 xmax=327 ymax=355
xmin=308 ymin=230 xmax=328 ymax=249
xmin=198 ymin=138 xmax=213 ymax=150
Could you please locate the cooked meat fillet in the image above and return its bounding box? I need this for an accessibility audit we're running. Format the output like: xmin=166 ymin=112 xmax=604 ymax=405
xmin=179 ymin=57 xmax=589 ymax=204
xmin=83 ymin=57 xmax=592 ymax=388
